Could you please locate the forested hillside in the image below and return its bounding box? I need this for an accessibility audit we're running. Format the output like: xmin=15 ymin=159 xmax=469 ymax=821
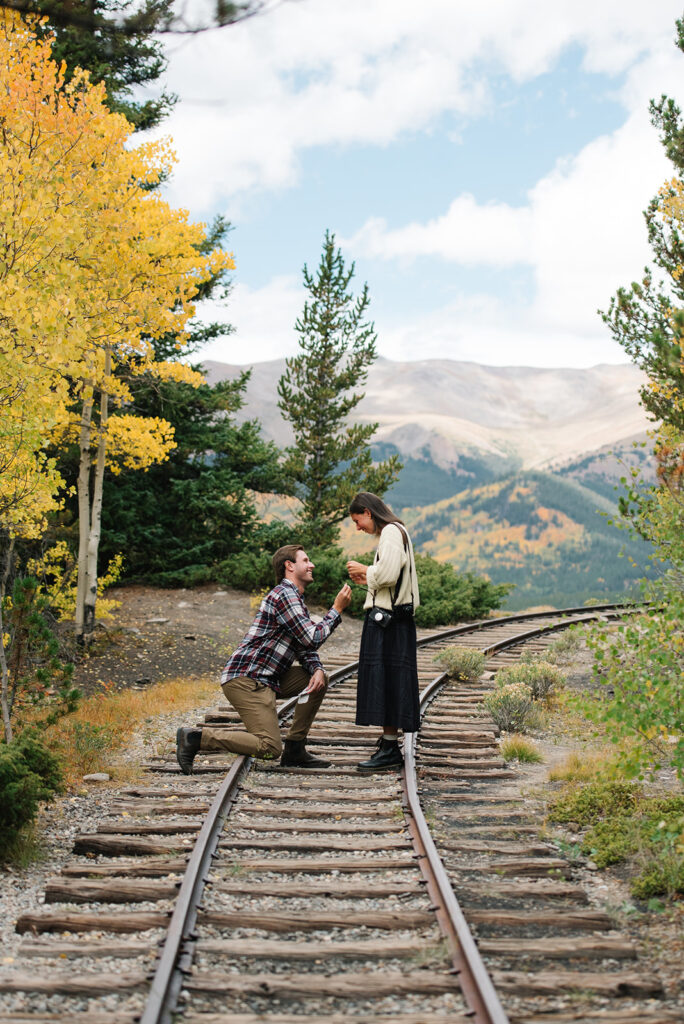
xmin=399 ymin=471 xmax=653 ymax=609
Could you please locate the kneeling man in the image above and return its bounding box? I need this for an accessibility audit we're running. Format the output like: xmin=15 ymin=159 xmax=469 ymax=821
xmin=176 ymin=544 xmax=352 ymax=773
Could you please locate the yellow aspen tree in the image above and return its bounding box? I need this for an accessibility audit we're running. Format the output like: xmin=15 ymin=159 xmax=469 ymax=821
xmin=0 ymin=14 xmax=233 ymax=658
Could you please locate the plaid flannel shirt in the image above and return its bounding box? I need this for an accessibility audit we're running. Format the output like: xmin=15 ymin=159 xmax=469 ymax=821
xmin=221 ymin=579 xmax=341 ymax=693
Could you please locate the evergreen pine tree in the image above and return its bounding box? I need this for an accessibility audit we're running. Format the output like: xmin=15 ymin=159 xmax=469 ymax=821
xmin=98 ymin=371 xmax=285 ymax=581
xmin=32 ymin=0 xmax=177 ymax=130
xmin=277 ymin=231 xmax=401 ymax=546
xmin=601 ymin=17 xmax=684 ymax=431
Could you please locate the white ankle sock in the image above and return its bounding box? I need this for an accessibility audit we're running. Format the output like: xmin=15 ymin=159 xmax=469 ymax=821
xmin=383 ymin=733 xmax=398 ymax=742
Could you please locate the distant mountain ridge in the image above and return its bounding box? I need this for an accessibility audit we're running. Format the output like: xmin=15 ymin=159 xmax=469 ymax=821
xmin=202 ymin=357 xmax=650 ymax=473
xmin=203 ymin=356 xmax=654 ymax=607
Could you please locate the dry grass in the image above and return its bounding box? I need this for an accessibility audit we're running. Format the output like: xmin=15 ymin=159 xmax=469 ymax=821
xmin=548 ymin=749 xmax=620 ymax=783
xmin=500 ymin=734 xmax=543 ymax=764
xmin=42 ymin=674 xmax=217 ymax=786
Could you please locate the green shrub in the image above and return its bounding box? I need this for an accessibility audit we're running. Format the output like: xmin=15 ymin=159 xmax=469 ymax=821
xmin=582 ymin=816 xmax=639 ymax=867
xmin=413 ymin=556 xmax=512 ymax=626
xmin=0 ymin=732 xmax=63 ymax=860
xmin=496 ymin=661 xmax=565 ymax=700
xmin=548 ymin=779 xmax=640 ymax=826
xmin=71 ymin=722 xmax=115 ymax=774
xmin=483 ymin=682 xmax=536 ymax=732
xmin=581 ymin=593 xmax=684 ymax=779
xmin=631 ymin=859 xmax=684 ymax=900
xmin=548 ymin=782 xmax=684 ymax=901
xmin=433 ymin=646 xmax=485 ymax=682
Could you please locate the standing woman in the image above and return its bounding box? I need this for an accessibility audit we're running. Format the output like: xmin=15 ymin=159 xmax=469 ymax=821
xmin=347 ymin=491 xmax=420 ymax=772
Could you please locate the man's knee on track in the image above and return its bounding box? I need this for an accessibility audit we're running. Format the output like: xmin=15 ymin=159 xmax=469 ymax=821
xmin=257 ymin=735 xmax=283 ymax=760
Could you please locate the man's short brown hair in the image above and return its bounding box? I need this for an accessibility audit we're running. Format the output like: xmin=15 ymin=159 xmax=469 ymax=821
xmin=272 ymin=544 xmax=305 ymax=583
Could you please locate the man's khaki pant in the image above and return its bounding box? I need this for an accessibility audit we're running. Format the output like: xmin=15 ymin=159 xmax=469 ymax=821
xmin=200 ymin=666 xmax=328 ymax=759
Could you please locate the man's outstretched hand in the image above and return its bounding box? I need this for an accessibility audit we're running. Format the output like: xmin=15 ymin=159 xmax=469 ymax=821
xmin=307 ymin=668 xmax=326 ymax=692
xmin=333 ymin=583 xmax=352 ymax=613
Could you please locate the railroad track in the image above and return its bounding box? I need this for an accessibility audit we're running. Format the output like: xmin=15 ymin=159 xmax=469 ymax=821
xmin=2 ymin=603 xmax=680 ymax=1024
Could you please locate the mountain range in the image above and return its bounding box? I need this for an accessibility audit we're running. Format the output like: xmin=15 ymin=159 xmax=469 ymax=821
xmin=203 ymin=356 xmax=650 ymax=470
xmin=203 ymin=357 xmax=656 ymax=608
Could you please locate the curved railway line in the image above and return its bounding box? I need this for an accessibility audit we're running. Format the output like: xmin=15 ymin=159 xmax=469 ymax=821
xmin=1 ymin=603 xmax=681 ymax=1024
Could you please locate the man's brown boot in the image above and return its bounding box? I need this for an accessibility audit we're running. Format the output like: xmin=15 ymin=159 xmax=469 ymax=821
xmin=176 ymin=727 xmax=201 ymax=774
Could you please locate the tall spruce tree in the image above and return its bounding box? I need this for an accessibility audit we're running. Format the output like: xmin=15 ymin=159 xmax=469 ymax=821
xmin=98 ymin=370 xmax=285 ymax=582
xmin=31 ymin=0 xmax=177 ymax=130
xmin=277 ymin=231 xmax=401 ymax=546
xmin=601 ymin=16 xmax=684 ymax=431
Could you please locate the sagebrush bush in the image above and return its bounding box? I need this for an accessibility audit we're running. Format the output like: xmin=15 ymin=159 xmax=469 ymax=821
xmin=546 ymin=630 xmax=582 ymax=663
xmin=0 ymin=732 xmax=63 ymax=859
xmin=433 ymin=646 xmax=485 ymax=682
xmin=483 ymin=682 xmax=536 ymax=732
xmin=496 ymin=661 xmax=565 ymax=700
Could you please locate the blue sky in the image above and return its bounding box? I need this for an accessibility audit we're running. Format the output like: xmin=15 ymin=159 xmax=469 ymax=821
xmin=149 ymin=0 xmax=684 ymax=368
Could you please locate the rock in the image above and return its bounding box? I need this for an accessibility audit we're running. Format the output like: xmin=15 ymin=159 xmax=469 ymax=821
xmin=177 ymin=601 xmax=190 ymax=608
xmin=123 ymin=626 xmax=141 ymax=634
xmin=82 ymin=773 xmax=111 ymax=783
xmin=585 ymin=860 xmax=599 ymax=871
xmin=146 ymin=617 xmax=169 ymax=624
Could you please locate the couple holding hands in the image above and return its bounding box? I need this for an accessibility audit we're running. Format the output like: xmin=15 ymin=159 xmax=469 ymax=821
xmin=176 ymin=491 xmax=420 ymax=776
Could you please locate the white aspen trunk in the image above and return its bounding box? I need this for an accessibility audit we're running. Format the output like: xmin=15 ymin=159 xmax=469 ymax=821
xmin=0 ymin=534 xmax=15 ymax=742
xmin=83 ymin=363 xmax=109 ymax=638
xmin=75 ymin=391 xmax=94 ymax=640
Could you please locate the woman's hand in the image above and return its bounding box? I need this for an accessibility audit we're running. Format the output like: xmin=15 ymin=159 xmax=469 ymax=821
xmin=347 ymin=560 xmax=367 ymax=585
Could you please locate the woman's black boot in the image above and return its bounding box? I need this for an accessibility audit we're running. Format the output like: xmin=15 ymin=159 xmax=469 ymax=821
xmin=356 ymin=737 xmax=403 ymax=773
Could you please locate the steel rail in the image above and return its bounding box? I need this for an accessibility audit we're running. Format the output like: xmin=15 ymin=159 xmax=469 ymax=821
xmin=140 ymin=600 xmax=640 ymax=1024
xmin=415 ymin=599 xmax=638 ymax=649
xmin=403 ymin=683 xmax=510 ymax=1024
xmin=139 ymin=687 xmax=305 ymax=1024
xmin=399 ymin=609 xmax=638 ymax=1022
xmin=479 ymin=608 xmax=633 ymax=658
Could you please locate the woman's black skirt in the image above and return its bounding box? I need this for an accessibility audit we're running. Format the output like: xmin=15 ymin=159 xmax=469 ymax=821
xmin=356 ymin=609 xmax=420 ymax=732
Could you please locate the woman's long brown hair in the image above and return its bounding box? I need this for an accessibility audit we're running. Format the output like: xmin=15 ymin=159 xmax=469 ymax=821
xmin=349 ymin=491 xmax=404 ymax=534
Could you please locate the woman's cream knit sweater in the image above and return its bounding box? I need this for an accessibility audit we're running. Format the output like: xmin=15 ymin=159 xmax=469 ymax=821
xmin=363 ymin=523 xmax=420 ymax=611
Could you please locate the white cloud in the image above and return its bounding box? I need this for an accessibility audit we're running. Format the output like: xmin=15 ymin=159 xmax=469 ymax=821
xmin=375 ymin=294 xmax=626 ymax=368
xmin=341 ymin=38 xmax=682 ymax=364
xmin=152 ymin=0 xmax=684 ymax=209
xmin=195 ymin=275 xmax=304 ymax=364
xmin=349 ymin=198 xmax=534 ymax=267
xmin=168 ymin=0 xmax=684 ymax=369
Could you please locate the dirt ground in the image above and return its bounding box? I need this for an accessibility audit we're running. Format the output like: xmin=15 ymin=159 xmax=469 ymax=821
xmin=71 ymin=584 xmax=365 ymax=693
